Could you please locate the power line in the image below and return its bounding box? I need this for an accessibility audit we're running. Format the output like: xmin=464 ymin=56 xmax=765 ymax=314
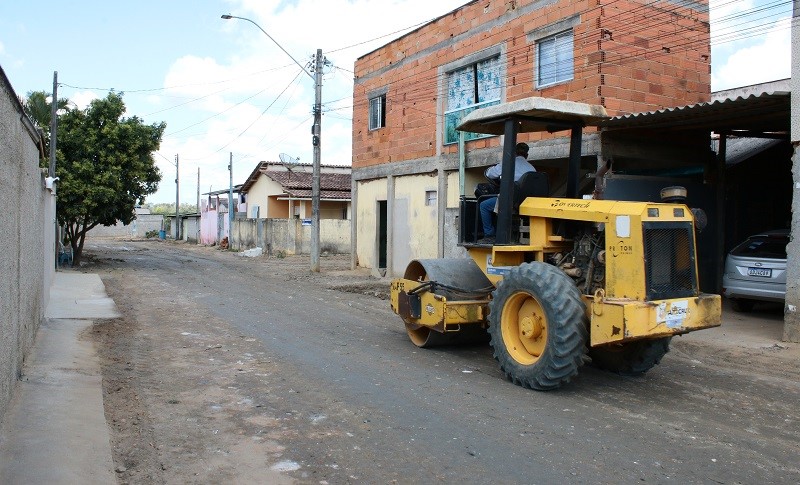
xmin=210 ymin=68 xmax=306 ymax=155
xmin=57 ymin=63 xmax=299 ymax=95
xmin=343 ymin=1 xmax=791 ymax=118
xmin=54 ymin=0 xmax=794 ymax=164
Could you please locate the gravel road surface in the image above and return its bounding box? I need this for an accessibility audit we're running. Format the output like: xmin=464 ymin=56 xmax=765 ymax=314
xmin=82 ymin=240 xmax=800 ymax=484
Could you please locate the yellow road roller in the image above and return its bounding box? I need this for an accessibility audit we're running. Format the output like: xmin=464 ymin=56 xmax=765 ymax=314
xmin=390 ymin=97 xmax=721 ymax=390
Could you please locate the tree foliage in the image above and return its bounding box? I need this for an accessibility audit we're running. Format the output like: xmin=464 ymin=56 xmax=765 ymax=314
xmin=145 ymin=202 xmax=199 ymax=215
xmin=22 ymin=90 xmax=70 ymax=161
xmin=56 ymin=92 xmax=165 ymax=264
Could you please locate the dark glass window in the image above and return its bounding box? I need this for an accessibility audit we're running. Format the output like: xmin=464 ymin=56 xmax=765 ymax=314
xmin=731 ymin=235 xmax=788 ymax=259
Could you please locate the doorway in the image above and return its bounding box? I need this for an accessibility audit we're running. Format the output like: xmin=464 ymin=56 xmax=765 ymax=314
xmin=378 ymin=201 xmax=387 ymax=270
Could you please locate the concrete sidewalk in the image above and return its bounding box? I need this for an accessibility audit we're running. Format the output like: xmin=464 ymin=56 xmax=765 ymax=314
xmin=0 ymin=272 xmax=119 ymax=485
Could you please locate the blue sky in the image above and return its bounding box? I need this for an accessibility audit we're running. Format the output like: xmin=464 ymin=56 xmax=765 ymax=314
xmin=0 ymin=0 xmax=792 ymax=204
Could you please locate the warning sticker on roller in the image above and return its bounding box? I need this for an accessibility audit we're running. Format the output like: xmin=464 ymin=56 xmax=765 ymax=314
xmin=657 ymin=300 xmax=689 ymax=328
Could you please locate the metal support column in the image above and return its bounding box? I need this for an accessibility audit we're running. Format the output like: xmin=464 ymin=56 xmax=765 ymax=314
xmin=715 ymin=133 xmax=727 ymax=294
xmin=495 ymin=118 xmax=519 ymax=245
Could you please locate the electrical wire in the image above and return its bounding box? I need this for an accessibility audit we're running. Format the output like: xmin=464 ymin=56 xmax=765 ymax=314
xmin=179 ymin=67 xmax=306 ymax=160
xmin=53 ymin=0 xmax=792 ymax=163
xmin=342 ymin=1 xmax=792 ymax=121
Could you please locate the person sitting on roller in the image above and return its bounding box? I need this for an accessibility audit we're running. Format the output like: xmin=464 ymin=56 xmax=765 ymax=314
xmin=478 ymin=142 xmax=535 ymax=243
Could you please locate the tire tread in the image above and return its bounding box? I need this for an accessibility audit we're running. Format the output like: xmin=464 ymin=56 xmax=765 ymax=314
xmin=488 ymin=263 xmax=588 ymax=390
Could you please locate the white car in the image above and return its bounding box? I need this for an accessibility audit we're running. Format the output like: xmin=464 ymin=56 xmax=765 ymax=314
xmin=722 ymin=229 xmax=789 ymax=312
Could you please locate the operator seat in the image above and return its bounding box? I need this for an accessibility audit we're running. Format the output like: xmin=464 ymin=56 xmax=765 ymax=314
xmin=474 ymin=172 xmax=549 ymax=243
xmin=513 ymin=171 xmax=549 ymax=205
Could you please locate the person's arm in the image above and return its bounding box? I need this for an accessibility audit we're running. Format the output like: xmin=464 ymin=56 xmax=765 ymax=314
xmin=485 ymin=163 xmax=502 ymax=181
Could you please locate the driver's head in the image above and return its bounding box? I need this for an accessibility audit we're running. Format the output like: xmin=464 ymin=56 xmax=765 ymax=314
xmin=515 ymin=142 xmax=529 ymax=157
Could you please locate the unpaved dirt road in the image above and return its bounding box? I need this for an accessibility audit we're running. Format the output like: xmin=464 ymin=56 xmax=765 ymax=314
xmin=81 ymin=240 xmax=800 ymax=484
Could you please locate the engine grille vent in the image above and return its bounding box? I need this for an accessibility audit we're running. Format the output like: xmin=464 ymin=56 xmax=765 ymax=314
xmin=643 ymin=222 xmax=698 ymax=300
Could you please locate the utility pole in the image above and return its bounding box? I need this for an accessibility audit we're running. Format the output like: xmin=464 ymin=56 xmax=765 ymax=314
xmin=175 ymin=154 xmax=180 ymax=240
xmin=311 ymin=49 xmax=323 ymax=272
xmin=197 ymin=167 xmax=200 ymax=213
xmin=49 ymin=72 xmax=58 ymax=178
xmin=228 ymin=152 xmax=234 ymax=246
xmin=220 ymin=15 xmax=322 ymax=271
xmin=50 ymin=71 xmax=59 ymax=266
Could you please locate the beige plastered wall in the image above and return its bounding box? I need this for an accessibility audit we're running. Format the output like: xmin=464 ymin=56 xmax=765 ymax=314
xmin=247 ymin=176 xmax=285 ymax=218
xmin=355 ymin=179 xmax=387 ymax=270
xmin=392 ymin=174 xmax=439 ymax=275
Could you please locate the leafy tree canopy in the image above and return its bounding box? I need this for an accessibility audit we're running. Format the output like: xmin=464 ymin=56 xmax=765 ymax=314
xmin=56 ymin=92 xmax=165 ymax=264
xmin=145 ymin=202 xmax=199 ymax=215
xmin=22 ymin=90 xmax=70 ymax=161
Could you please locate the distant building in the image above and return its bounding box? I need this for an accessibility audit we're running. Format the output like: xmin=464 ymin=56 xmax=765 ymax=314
xmin=238 ymin=161 xmax=351 ymax=220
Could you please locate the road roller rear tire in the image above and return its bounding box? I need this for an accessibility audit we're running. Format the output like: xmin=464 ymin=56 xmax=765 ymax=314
xmin=588 ymin=337 xmax=671 ymax=376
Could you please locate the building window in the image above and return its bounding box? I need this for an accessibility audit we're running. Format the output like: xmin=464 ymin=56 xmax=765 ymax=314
xmin=537 ymin=30 xmax=574 ymax=87
xmin=369 ymin=94 xmax=386 ymax=130
xmin=425 ymin=190 xmax=437 ymax=206
xmin=444 ymin=56 xmax=501 ymax=145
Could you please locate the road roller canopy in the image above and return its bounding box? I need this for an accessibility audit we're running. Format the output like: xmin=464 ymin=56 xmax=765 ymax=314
xmin=456 ymin=97 xmax=608 ymax=135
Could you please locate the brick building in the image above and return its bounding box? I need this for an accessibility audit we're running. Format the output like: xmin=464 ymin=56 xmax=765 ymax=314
xmin=350 ymin=0 xmax=711 ymax=275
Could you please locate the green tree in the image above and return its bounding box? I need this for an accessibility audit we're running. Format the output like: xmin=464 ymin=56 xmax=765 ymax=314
xmin=22 ymin=90 xmax=70 ymax=161
xmin=56 ymin=92 xmax=165 ymax=265
xmin=146 ymin=202 xmax=198 ymax=215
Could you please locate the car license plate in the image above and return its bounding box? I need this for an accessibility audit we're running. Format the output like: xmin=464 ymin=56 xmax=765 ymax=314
xmin=747 ymin=267 xmax=772 ymax=277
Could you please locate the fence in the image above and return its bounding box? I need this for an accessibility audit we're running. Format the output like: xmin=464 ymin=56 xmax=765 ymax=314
xmin=230 ymin=218 xmax=351 ymax=255
xmin=87 ymin=214 xmax=165 ymax=238
xmin=1 ymin=69 xmax=55 ymax=420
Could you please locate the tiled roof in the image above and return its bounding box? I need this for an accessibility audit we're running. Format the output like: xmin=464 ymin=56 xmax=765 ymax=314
xmin=240 ymin=161 xmax=352 ymax=194
xmin=262 ymin=171 xmax=351 ymax=199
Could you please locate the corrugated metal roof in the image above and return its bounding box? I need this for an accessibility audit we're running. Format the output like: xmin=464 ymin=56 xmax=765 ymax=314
xmin=600 ymin=92 xmax=790 ymax=134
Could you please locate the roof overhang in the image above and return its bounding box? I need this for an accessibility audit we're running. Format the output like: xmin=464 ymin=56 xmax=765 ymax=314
xmin=457 ymin=96 xmax=609 ymax=135
xmin=202 ymin=185 xmax=242 ymax=196
xmin=600 ymin=92 xmax=791 ymax=136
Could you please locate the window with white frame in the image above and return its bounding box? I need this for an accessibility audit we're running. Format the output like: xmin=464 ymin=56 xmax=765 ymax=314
xmin=444 ymin=56 xmax=501 ymax=144
xmin=369 ymin=94 xmax=386 ymax=130
xmin=537 ymin=30 xmax=574 ymax=87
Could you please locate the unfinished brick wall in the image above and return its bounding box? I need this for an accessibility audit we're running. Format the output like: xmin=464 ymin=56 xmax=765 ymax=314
xmin=352 ymin=0 xmax=710 ymax=169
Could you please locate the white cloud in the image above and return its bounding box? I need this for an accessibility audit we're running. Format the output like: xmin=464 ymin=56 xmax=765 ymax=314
xmin=710 ymin=0 xmax=754 ymax=24
xmin=147 ymin=0 xmax=466 ymax=203
xmin=711 ymin=17 xmax=791 ymax=91
xmin=70 ymin=90 xmax=99 ymax=110
xmin=160 ymin=0 xmax=800 ymax=203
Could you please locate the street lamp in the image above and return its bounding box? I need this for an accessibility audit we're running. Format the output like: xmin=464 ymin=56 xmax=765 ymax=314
xmin=221 ymin=14 xmax=324 ymax=272
xmin=221 ymin=15 xmax=313 ymax=81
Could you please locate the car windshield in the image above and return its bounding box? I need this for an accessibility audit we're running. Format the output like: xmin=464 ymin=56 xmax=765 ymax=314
xmin=730 ymin=235 xmax=788 ymax=259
